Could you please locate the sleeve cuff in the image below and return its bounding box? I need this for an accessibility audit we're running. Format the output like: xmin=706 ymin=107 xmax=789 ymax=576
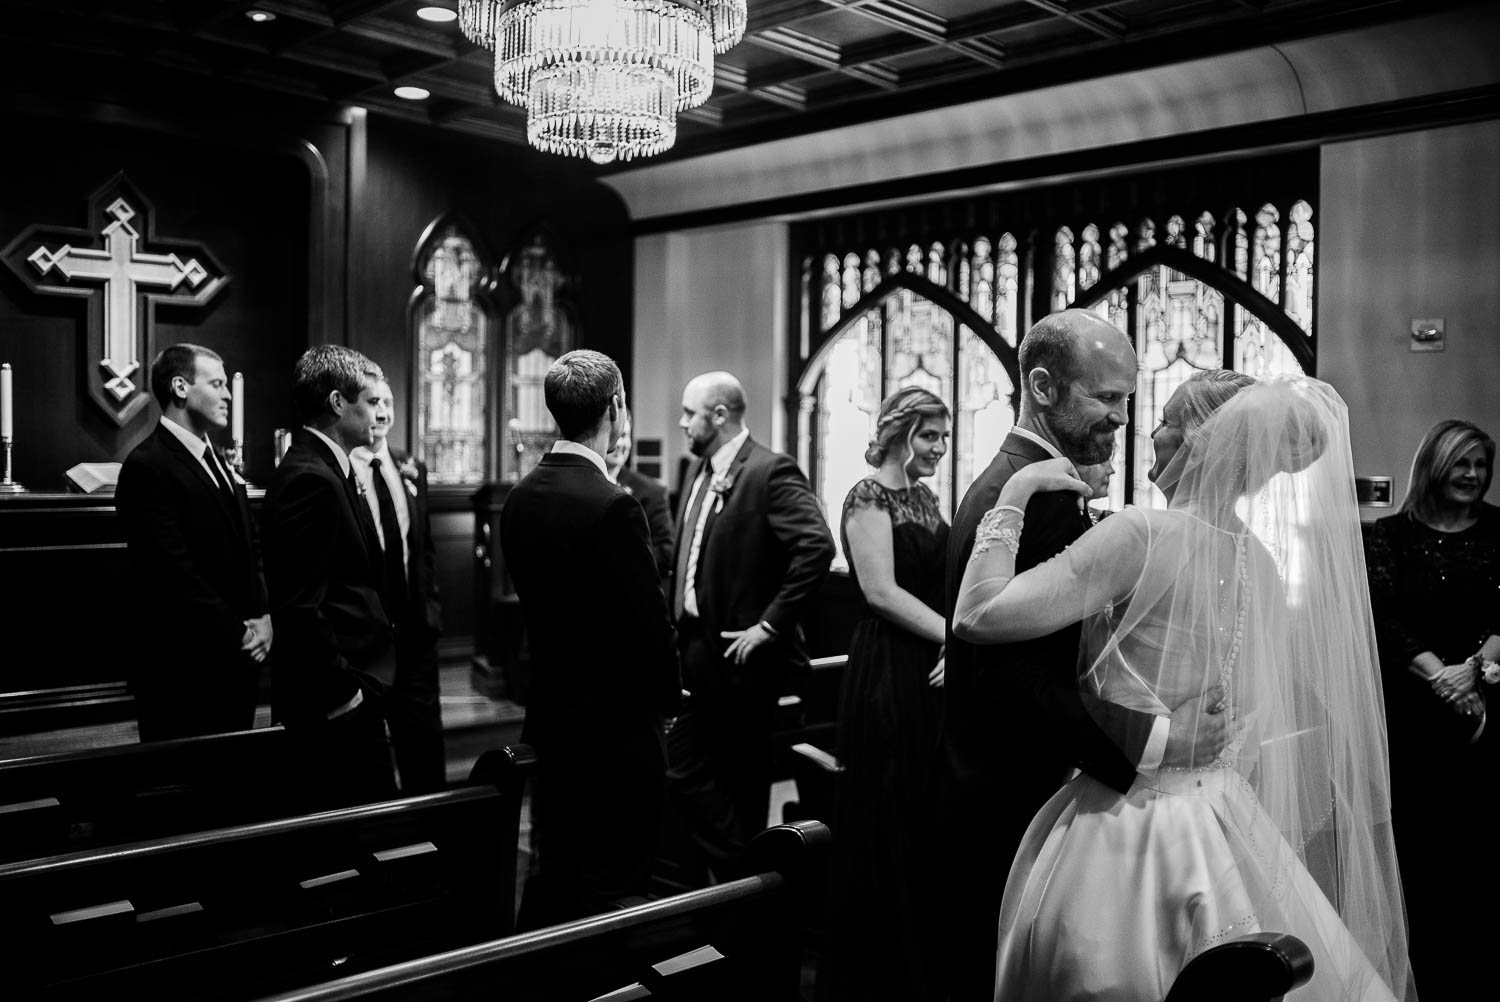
xmin=326 ymin=688 xmax=364 ymax=720
xmin=1138 ymin=715 xmax=1170 ymax=773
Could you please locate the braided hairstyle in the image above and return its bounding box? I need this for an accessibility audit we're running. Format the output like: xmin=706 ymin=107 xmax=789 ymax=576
xmin=865 ymin=387 xmax=951 ymax=473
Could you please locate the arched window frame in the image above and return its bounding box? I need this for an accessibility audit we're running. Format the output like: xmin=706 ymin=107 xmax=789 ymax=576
xmin=790 ymin=151 xmax=1318 ymax=528
xmin=409 ymin=213 xmax=497 ymax=486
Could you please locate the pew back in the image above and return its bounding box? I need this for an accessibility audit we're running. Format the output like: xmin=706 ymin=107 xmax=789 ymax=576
xmin=0 ymin=744 xmax=535 ymax=1001
xmin=247 ymin=820 xmax=831 ymax=1002
xmin=0 ymin=726 xmax=297 ymax=862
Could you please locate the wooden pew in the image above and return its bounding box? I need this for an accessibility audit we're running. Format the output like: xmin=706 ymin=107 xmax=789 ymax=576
xmin=246 ymin=819 xmax=831 ymax=1002
xmin=0 ymin=726 xmax=297 ymax=862
xmin=1165 ymin=932 xmax=1314 ymax=1001
xmin=0 ymin=744 xmax=536 ymax=1001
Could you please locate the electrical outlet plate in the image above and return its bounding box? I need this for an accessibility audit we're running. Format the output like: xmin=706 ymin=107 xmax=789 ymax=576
xmin=1410 ymin=317 xmax=1445 ymax=352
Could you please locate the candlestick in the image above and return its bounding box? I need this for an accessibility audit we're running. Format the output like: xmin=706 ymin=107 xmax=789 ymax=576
xmin=231 ymin=371 xmax=245 ymax=445
xmin=1 ymin=362 xmax=12 ymax=440
xmin=0 ymin=440 xmax=25 ymax=494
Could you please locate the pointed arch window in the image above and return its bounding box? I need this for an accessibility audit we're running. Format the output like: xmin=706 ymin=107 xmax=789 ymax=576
xmin=797 ymin=266 xmax=1018 ymax=568
xmin=793 ymin=152 xmax=1317 ymax=539
xmin=412 ymin=219 xmax=493 ymax=485
xmin=499 ymin=231 xmax=577 ymax=482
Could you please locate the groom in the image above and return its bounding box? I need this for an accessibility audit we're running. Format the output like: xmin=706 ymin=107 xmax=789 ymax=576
xmin=939 ymin=310 xmax=1229 ymax=1001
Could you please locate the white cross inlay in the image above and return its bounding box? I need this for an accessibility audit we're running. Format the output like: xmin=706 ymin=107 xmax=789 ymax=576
xmin=26 ymin=198 xmax=210 ymax=401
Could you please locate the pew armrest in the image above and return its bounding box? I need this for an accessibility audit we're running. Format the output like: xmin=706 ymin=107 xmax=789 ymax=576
xmin=1164 ymin=932 xmax=1314 ymax=1002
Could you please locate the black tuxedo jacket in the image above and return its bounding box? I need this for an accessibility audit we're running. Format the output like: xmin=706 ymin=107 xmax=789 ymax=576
xmin=501 ymin=452 xmax=679 ymax=753
xmin=387 ymin=447 xmax=442 ymax=646
xmin=620 ymin=466 xmax=673 ymax=578
xmin=116 ymin=422 xmax=267 ymax=729
xmin=262 ymin=429 xmax=394 ymax=727
xmin=673 ymin=437 xmax=835 ymax=677
xmin=942 ymin=432 xmax=1154 ymax=820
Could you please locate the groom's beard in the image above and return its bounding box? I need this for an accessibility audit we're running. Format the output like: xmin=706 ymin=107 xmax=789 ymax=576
xmin=1050 ymin=398 xmax=1117 ymax=465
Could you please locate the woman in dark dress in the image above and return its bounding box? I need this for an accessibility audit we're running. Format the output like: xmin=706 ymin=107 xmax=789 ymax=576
xmin=1366 ymin=418 xmax=1499 ymax=1000
xmin=824 ymin=387 xmax=950 ymax=1002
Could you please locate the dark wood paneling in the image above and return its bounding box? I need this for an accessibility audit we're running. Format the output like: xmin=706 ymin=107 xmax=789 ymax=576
xmin=353 ymin=116 xmax=635 ymax=441
xmin=0 ymin=109 xmax=318 ymax=490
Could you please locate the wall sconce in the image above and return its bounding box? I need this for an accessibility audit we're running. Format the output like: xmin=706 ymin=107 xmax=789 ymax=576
xmin=1410 ymin=317 xmax=1445 ymax=352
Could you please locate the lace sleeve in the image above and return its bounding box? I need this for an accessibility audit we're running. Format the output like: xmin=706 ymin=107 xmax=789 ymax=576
xmin=841 ymin=477 xmax=890 ymax=523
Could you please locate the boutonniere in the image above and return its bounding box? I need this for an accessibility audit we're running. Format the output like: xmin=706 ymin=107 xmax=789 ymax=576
xmin=621 ymin=484 xmax=636 ymax=497
xmin=397 ymin=458 xmax=419 ymax=481
xmin=708 ymin=471 xmax=736 ymax=496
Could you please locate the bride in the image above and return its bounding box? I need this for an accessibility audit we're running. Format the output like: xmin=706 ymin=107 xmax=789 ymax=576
xmin=954 ymin=373 xmax=1413 ymax=1001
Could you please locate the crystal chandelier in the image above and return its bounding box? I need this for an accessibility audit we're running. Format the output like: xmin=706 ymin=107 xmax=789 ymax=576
xmin=458 ymin=0 xmax=746 ymax=164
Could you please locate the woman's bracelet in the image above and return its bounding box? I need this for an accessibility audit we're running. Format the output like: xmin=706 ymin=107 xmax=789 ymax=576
xmin=972 ymin=505 xmax=1025 ymax=559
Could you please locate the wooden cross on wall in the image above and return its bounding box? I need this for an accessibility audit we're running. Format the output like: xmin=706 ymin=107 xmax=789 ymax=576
xmin=1 ymin=173 xmax=229 ymax=426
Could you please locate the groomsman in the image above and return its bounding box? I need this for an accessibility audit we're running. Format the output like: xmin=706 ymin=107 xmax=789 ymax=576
xmin=351 ymin=379 xmax=446 ymax=793
xmin=500 ymin=349 xmax=679 ymax=929
xmin=262 ymin=346 xmax=396 ymax=808
xmin=667 ymin=371 xmax=835 ymax=879
xmin=117 ymin=344 xmax=271 ymax=741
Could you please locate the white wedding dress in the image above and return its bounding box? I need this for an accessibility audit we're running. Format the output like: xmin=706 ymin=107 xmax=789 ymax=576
xmin=955 ymin=378 xmax=1413 ymax=1002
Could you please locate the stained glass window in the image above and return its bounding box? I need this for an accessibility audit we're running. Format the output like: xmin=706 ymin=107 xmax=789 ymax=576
xmin=502 ymin=233 xmax=575 ymax=482
xmin=415 ymin=224 xmax=490 ymax=485
xmin=797 ymin=156 xmax=1316 ymax=549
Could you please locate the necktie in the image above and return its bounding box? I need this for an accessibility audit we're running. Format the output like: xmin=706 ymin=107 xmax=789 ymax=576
xmin=205 ymin=446 xmax=233 ymax=498
xmin=672 ymin=469 xmax=709 ymax=622
xmin=370 ymin=457 xmax=408 ymax=618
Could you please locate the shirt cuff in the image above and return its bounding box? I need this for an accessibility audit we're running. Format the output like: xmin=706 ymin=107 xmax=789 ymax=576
xmin=1138 ymin=715 xmax=1170 ymax=773
xmin=326 ymin=688 xmax=364 ymax=720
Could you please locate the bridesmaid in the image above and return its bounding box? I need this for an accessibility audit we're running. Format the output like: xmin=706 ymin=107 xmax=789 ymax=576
xmin=823 ymin=387 xmax=951 ymax=1002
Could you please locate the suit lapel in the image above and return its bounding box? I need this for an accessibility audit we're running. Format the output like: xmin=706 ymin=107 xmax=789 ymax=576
xmin=696 ymin=438 xmax=754 ymax=553
xmin=672 ymin=455 xmax=708 ymax=567
xmin=159 ymin=425 xmax=243 ymax=534
xmin=296 ymin=430 xmax=383 ymax=578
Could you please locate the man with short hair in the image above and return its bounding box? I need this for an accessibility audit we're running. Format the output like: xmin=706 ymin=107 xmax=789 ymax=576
xmin=500 ymin=349 xmax=678 ymax=929
xmin=667 ymin=370 xmax=835 ymax=879
xmin=939 ymin=310 xmax=1229 ymax=1000
xmin=117 ymin=344 xmax=271 ymax=741
xmin=350 ymin=379 xmax=446 ymax=793
xmin=262 ymin=345 xmax=397 ymax=808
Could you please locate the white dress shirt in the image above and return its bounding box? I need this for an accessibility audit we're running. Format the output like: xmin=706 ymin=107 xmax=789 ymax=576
xmin=303 ymin=425 xmax=353 ymax=478
xmin=160 ymin=416 xmax=236 ymax=489
xmin=680 ymin=427 xmax=750 ymax=619
xmin=550 ymin=439 xmax=608 ymax=477
xmin=1006 ymin=424 xmax=1168 ymax=772
xmin=350 ymin=439 xmax=410 ymax=574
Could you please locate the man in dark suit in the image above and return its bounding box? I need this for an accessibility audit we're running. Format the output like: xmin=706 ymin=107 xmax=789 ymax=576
xmin=667 ymin=370 xmax=835 ymax=879
xmin=605 ymin=405 xmax=673 ymax=580
xmin=117 ymin=343 xmax=272 ymax=741
xmin=500 ymin=349 xmax=678 ymax=930
xmin=939 ymin=310 xmax=1229 ymax=1001
xmin=261 ymin=345 xmax=397 ymax=809
xmin=351 ymin=378 xmax=445 ymax=794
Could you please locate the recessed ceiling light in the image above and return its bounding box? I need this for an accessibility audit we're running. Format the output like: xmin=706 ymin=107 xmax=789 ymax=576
xmin=394 ymin=85 xmax=431 ymax=101
xmin=245 ymin=9 xmax=276 ymax=23
xmin=416 ymin=6 xmax=459 ymax=23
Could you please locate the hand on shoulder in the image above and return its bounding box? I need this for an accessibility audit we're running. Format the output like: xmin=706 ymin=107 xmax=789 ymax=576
xmin=998 ymin=457 xmax=1090 ymax=510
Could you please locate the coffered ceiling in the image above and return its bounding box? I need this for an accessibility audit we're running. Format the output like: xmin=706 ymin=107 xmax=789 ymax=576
xmin=0 ymin=0 xmax=1470 ymax=167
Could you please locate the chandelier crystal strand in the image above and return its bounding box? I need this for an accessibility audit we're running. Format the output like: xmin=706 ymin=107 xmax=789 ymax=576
xmin=530 ymin=62 xmax=677 ymax=164
xmin=458 ymin=0 xmax=500 ymax=49
xmin=495 ymin=0 xmax=712 ymax=111
xmin=702 ymin=0 xmax=746 ymax=54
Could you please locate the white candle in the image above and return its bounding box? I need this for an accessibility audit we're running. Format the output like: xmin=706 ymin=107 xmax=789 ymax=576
xmin=231 ymin=371 xmax=245 ymax=443
xmin=1 ymin=363 xmax=12 ymax=440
